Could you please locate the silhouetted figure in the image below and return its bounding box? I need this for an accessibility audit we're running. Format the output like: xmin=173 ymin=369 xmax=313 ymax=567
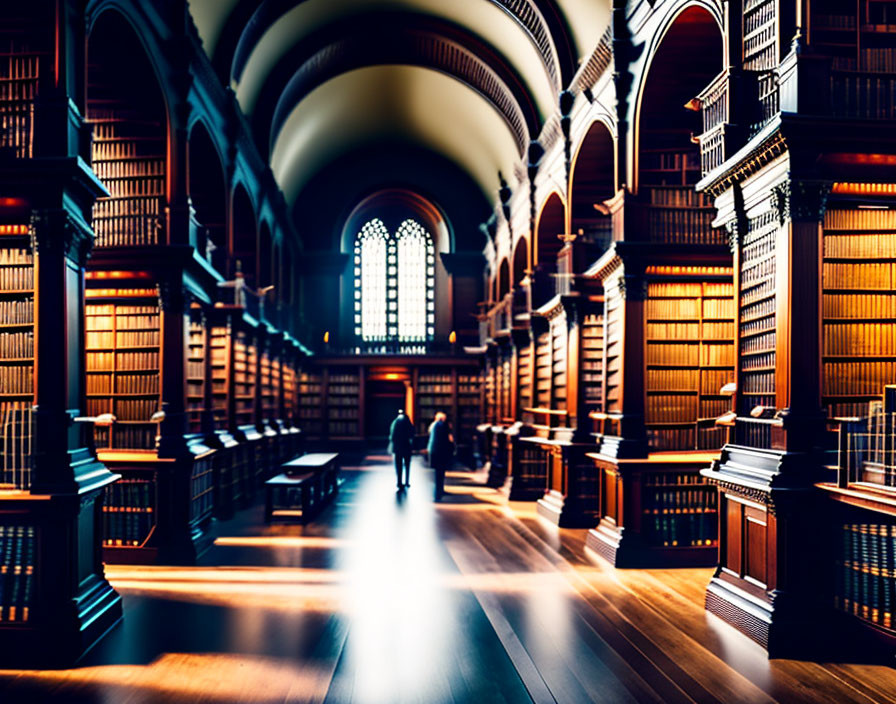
xmin=388 ymin=409 xmax=414 ymax=490
xmin=428 ymin=412 xmax=454 ymax=501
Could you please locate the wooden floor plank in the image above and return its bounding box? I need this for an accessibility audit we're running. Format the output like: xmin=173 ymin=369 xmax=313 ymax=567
xmin=0 ymin=456 xmax=895 ymax=704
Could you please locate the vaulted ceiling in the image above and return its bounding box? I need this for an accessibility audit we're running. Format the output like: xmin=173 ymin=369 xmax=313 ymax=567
xmin=187 ymin=0 xmax=611 ymax=219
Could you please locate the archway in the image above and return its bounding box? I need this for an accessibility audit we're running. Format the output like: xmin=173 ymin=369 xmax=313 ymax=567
xmin=570 ymin=121 xmax=615 ymax=249
xmin=188 ymin=121 xmax=227 ymax=272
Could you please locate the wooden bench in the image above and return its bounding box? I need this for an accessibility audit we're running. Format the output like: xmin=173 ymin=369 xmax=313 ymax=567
xmin=264 ymin=453 xmax=340 ymax=523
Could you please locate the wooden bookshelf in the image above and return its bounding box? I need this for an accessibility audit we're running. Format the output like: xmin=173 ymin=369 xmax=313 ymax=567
xmin=186 ymin=310 xmax=206 ymax=435
xmin=515 ymin=334 xmax=534 ymax=416
xmin=587 ymin=452 xmax=720 ymax=567
xmin=0 ymin=41 xmax=39 ymax=160
xmin=233 ymin=328 xmax=256 ymax=427
xmin=551 ymin=315 xmax=567 ymax=413
xmin=822 ymin=205 xmax=896 ymax=419
xmin=581 ymin=312 xmax=604 ymax=415
xmin=298 ymin=370 xmax=324 ymax=438
xmin=0 ymin=224 xmax=34 ymax=491
xmin=456 ymin=371 xmax=481 ymax=458
xmin=84 ymin=288 xmax=161 ymax=451
xmin=209 ymin=319 xmax=232 ymax=431
xmin=735 ymin=209 xmax=777 ymax=448
xmin=417 ymin=369 xmax=453 ymax=435
xmin=644 ymin=276 xmax=735 ymax=451
xmin=89 ymin=115 xmax=165 ymax=248
xmin=601 ymin=282 xmax=623 ymax=438
xmin=534 ymin=323 xmax=552 ymax=412
xmin=327 ymin=370 xmax=360 ymax=438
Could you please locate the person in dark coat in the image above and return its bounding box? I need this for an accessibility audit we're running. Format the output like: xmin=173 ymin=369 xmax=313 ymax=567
xmin=388 ymin=408 xmax=415 ymax=490
xmin=427 ymin=412 xmax=454 ymax=501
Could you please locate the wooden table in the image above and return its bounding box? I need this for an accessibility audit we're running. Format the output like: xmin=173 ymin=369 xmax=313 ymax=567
xmin=265 ymin=453 xmax=340 ymax=523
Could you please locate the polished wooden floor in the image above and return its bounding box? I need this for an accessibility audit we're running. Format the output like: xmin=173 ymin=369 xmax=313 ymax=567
xmin=1 ymin=454 xmax=895 ymax=703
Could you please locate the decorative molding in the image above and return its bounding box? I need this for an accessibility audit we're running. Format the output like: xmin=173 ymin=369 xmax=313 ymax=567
xmin=618 ymin=273 xmax=647 ymax=301
xmin=30 ymin=209 xmax=95 ymax=265
xmin=725 ymin=220 xmax=739 ymax=253
xmin=703 ymin=130 xmax=788 ymax=199
xmin=789 ymin=179 xmax=832 ymax=223
xmin=572 ymin=27 xmax=613 ymax=93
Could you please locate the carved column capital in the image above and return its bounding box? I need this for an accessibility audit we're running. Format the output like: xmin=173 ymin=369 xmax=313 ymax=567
xmin=773 ymin=179 xmax=832 ymax=225
xmin=30 ymin=209 xmax=94 ymax=265
xmin=618 ymin=273 xmax=647 ymax=301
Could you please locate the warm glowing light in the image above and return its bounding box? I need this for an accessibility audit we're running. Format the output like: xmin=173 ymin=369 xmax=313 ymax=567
xmin=0 ymin=653 xmax=332 ymax=702
xmin=384 ymin=372 xmax=401 ymax=380
xmin=0 ymin=224 xmax=28 ymax=235
xmin=449 ymin=331 xmax=456 ymax=344
xmin=214 ymin=536 xmax=350 ymax=549
xmin=323 ymin=331 xmax=329 ymax=343
xmin=644 ymin=265 xmax=733 ymax=276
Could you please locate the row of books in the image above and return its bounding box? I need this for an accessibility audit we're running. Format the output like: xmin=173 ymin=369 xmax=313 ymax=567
xmin=824 ymin=262 xmax=896 ymax=290
xmin=646 ymin=344 xmax=700 ymax=366
xmin=741 ymin=316 xmax=776 ymax=339
xmin=740 ymin=350 xmax=776 ymax=373
xmin=0 ymin=365 xmax=31 ymax=394
xmin=92 ymin=155 xmax=164 ymax=179
xmin=741 ymin=278 xmax=776 ymax=307
xmin=824 ymin=207 xmax=896 ymax=232
xmin=644 ymin=472 xmax=709 ymax=486
xmin=190 ymin=457 xmax=214 ymax=521
xmin=742 ymin=297 xmax=775 ymax=323
xmin=0 ymin=330 xmax=32 ymax=357
xmin=645 ymin=299 xmax=702 ymax=319
xmin=646 ymin=513 xmax=718 ymax=548
xmin=836 ymin=522 xmax=896 ymax=630
xmin=0 ymin=403 xmax=31 ymax=490
xmin=418 ymin=384 xmax=452 ymax=394
xmin=96 ymin=425 xmax=156 ymax=450
xmin=813 ymin=13 xmax=856 ymax=30
xmin=328 ymin=409 xmax=358 ymax=420
xmin=824 ymin=361 xmax=896 ymax=395
xmin=830 ymin=75 xmax=896 ymax=120
xmin=86 ymin=330 xmax=160 ymax=348
xmin=824 ymin=322 xmax=896 ymax=355
xmin=0 ymin=265 xmax=32 ymax=290
xmin=742 ymin=371 xmax=776 ymax=395
xmin=647 ymin=426 xmax=722 ymax=452
xmin=0 ymin=248 xmax=30 ymax=265
xmin=646 ymin=187 xmax=712 ymax=208
xmin=645 ymin=487 xmax=717 ymax=512
xmin=741 ymin=331 xmax=776 ymax=356
xmin=0 ymin=525 xmax=35 ymax=622
xmin=646 ymin=395 xmax=698 ymax=421
xmin=823 ymin=293 xmax=896 ymax=319
xmin=647 ymin=209 xmax=722 ymax=246
xmin=0 ymin=299 xmax=32 ymax=324
xmin=328 ymin=384 xmax=359 ymax=395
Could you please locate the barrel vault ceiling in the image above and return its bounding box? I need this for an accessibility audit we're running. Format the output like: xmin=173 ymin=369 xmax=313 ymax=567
xmin=187 ymin=0 xmax=611 ymax=218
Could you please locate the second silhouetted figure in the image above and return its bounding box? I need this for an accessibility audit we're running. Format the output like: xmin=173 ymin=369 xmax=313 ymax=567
xmin=388 ymin=408 xmax=414 ymax=490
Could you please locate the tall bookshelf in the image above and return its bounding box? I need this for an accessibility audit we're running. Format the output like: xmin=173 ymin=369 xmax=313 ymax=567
xmin=550 ymin=316 xmax=567 ymax=413
xmin=209 ymin=320 xmax=231 ymax=431
xmin=84 ymin=288 xmax=161 ymax=451
xmin=89 ymin=114 xmax=165 ymax=248
xmin=516 ymin=336 xmax=533 ymax=416
xmin=499 ymin=346 xmax=512 ymax=421
xmin=534 ymin=323 xmax=552 ymax=410
xmin=0 ymin=41 xmax=39 ymax=159
xmin=602 ymin=283 xmax=623 ymax=437
xmin=0 ymin=224 xmax=34 ymax=492
xmin=581 ymin=312 xmax=604 ymax=415
xmin=822 ymin=204 xmax=896 ymax=419
xmin=645 ymin=276 xmax=735 ymax=451
xmin=457 ymin=371 xmax=481 ymax=455
xmin=259 ymin=345 xmax=273 ymax=421
xmin=417 ymin=369 xmax=453 ymax=435
xmin=186 ymin=310 xmax=205 ymax=434
xmin=233 ymin=329 xmax=256 ymax=427
xmin=282 ymin=358 xmax=298 ymax=425
xmin=298 ymin=370 xmax=324 ymax=438
xmin=328 ymin=370 xmax=360 ymax=438
xmin=736 ymin=209 xmax=777 ymax=448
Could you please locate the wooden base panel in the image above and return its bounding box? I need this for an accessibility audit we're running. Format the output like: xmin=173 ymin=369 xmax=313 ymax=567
xmin=587 ymin=520 xmax=718 ymax=568
xmin=536 ymin=490 xmax=598 ymax=528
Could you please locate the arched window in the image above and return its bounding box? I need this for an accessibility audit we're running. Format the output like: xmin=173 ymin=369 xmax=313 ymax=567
xmin=396 ymin=219 xmax=434 ymax=341
xmin=354 ymin=218 xmax=389 ymax=341
xmin=354 ymin=217 xmax=434 ymax=343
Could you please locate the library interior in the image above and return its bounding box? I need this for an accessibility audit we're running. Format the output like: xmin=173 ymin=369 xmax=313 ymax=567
xmin=1 ymin=0 xmax=896 ymax=702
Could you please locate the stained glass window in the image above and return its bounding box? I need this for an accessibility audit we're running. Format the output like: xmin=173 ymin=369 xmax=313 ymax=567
xmin=396 ymin=219 xmax=434 ymax=341
xmin=353 ymin=217 xmax=434 ymax=344
xmin=354 ymin=218 xmax=389 ymax=341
